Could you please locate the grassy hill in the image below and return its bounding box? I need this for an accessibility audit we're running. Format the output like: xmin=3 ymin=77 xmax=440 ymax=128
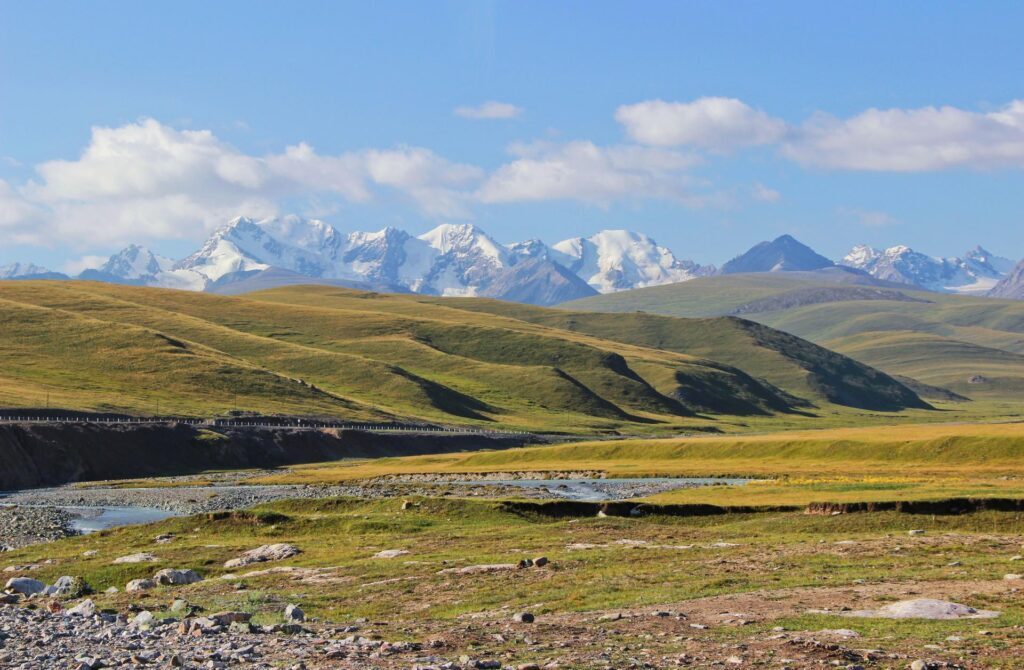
xmin=0 ymin=281 xmax=934 ymax=434
xmin=564 ymin=273 xmax=1024 ymax=401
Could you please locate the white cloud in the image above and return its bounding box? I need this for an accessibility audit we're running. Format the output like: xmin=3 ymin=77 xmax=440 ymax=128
xmin=751 ymin=182 xmax=781 ymax=203
xmin=364 ymin=147 xmax=483 ymax=217
xmin=615 ymin=97 xmax=786 ymax=149
xmin=8 ymin=118 xmax=483 ymax=247
xmin=784 ymin=101 xmax=1024 ymax=171
xmin=454 ymin=101 xmax=523 ymax=120
xmin=477 ymin=140 xmax=705 ymax=206
xmin=62 ymin=254 xmax=109 ymax=275
xmin=0 ymin=179 xmax=44 ymax=243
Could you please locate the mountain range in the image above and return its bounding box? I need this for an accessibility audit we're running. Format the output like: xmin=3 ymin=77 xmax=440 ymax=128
xmin=3 ymin=218 xmax=1022 ymax=304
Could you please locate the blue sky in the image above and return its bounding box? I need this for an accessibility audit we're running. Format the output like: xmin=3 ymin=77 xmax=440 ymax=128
xmin=2 ymin=1 xmax=1023 ymax=271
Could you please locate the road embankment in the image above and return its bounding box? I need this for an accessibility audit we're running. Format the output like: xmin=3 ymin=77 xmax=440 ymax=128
xmin=0 ymin=422 xmax=542 ymax=489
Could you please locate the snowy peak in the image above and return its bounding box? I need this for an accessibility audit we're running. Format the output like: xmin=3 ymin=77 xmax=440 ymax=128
xmin=507 ymin=238 xmax=552 ymax=263
xmin=0 ymin=262 xmax=58 ymax=279
xmin=841 ymin=243 xmax=1015 ymax=294
xmin=963 ymin=246 xmax=1016 ymax=276
xmin=721 ymin=234 xmax=834 ymax=274
xmin=416 ymin=223 xmax=511 ymax=296
xmin=551 ymin=229 xmax=711 ymax=293
xmin=99 ymin=244 xmax=172 ymax=280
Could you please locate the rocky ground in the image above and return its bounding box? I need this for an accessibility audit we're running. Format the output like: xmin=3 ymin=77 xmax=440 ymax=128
xmin=0 ymin=506 xmax=75 ymax=551
xmin=1 ymin=577 xmax=1013 ymax=669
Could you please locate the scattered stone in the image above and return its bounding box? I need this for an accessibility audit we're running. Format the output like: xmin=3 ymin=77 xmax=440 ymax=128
xmin=112 ymin=552 xmax=159 ymax=564
xmin=210 ymin=611 xmax=252 ymax=626
xmin=284 ymin=603 xmax=305 ymax=622
xmin=840 ymin=599 xmax=1000 ymax=620
xmin=125 ymin=578 xmax=157 ymax=592
xmin=816 ymin=628 xmax=860 ymax=638
xmin=910 ymin=661 xmax=928 ymax=670
xmin=3 ymin=577 xmax=45 ymax=595
xmin=532 ymin=556 xmax=549 ymax=567
xmin=512 ymin=612 xmax=535 ymax=623
xmin=907 ymin=530 xmax=925 ymax=536
xmin=1005 ymin=573 xmax=1023 ymax=580
xmin=373 ymin=549 xmax=410 ymax=559
xmin=65 ymin=599 xmax=96 ymax=617
xmin=154 ymin=568 xmax=202 ymax=586
xmin=50 ymin=575 xmax=91 ymax=598
xmin=132 ymin=610 xmax=155 ymax=628
xmin=224 ymin=543 xmax=301 ymax=568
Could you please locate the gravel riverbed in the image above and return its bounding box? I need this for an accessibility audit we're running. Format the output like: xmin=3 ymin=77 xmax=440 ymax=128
xmin=1 ymin=472 xmax=732 ymax=549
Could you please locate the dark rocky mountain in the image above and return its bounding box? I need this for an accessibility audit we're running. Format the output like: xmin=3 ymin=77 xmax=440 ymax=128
xmin=721 ymin=234 xmax=835 ymax=274
xmin=480 ymin=258 xmax=599 ymax=306
xmin=988 ymin=259 xmax=1024 ymax=299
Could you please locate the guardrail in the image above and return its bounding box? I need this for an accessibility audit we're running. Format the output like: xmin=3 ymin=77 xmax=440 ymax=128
xmin=0 ymin=415 xmax=532 ymax=437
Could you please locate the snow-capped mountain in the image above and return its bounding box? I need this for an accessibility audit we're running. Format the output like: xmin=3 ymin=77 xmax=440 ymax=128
xmin=78 ymin=244 xmax=206 ymax=290
xmin=0 ymin=216 xmax=709 ymax=304
xmin=0 ymin=262 xmax=63 ymax=279
xmin=101 ymin=244 xmax=173 ymax=279
xmin=841 ymin=244 xmax=1014 ymax=294
xmin=174 ymin=217 xmax=516 ymax=297
xmin=550 ymin=230 xmax=713 ymax=293
xmin=164 ymin=217 xmax=711 ymax=301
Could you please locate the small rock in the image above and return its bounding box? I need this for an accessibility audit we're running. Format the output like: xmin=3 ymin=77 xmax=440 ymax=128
xmin=224 ymin=543 xmax=301 ymax=568
xmin=284 ymin=603 xmax=305 ymax=622
xmin=51 ymin=575 xmax=91 ymax=597
xmin=169 ymin=598 xmax=189 ymax=612
xmin=907 ymin=530 xmax=925 ymax=536
xmin=513 ymin=612 xmax=535 ymax=623
xmin=125 ymin=578 xmax=157 ymax=592
xmin=910 ymin=661 xmax=928 ymax=670
xmin=132 ymin=610 xmax=155 ymax=628
xmin=154 ymin=568 xmax=202 ymax=586
xmin=112 ymin=552 xmax=159 ymax=564
xmin=373 ymin=549 xmax=410 ymax=559
xmin=3 ymin=577 xmax=44 ymax=595
xmin=66 ymin=599 xmax=97 ymax=617
xmin=532 ymin=556 xmax=549 ymax=567
xmin=210 ymin=610 xmax=252 ymax=626
xmin=1005 ymin=574 xmax=1023 ymax=580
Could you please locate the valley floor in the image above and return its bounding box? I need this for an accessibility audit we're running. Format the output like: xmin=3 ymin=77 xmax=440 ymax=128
xmin=6 ymin=421 xmax=1024 ymax=668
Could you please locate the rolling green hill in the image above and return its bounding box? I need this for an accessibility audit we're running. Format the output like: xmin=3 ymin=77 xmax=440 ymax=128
xmin=0 ymin=281 xmax=932 ymax=434
xmin=563 ymin=273 xmax=1024 ymax=400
